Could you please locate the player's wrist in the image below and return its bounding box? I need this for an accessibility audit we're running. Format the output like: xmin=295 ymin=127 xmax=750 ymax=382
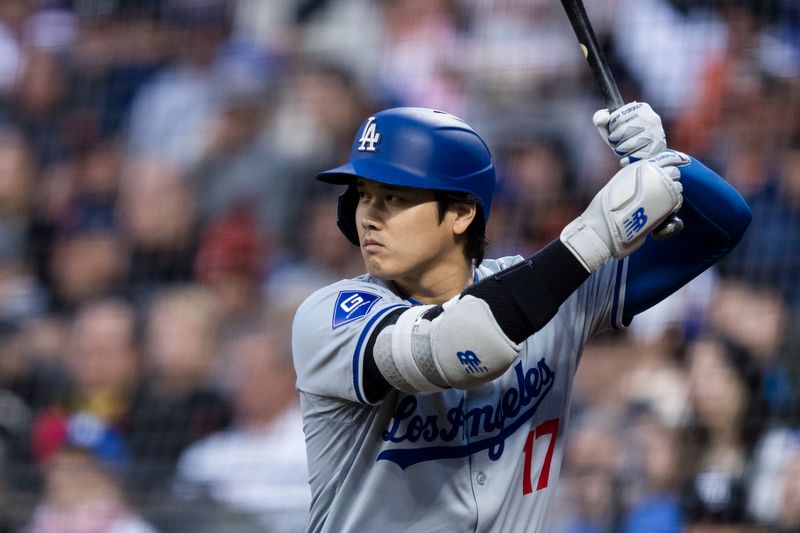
xmin=564 ymin=160 xmax=684 ymax=270
xmin=560 ymin=216 xmax=612 ymax=272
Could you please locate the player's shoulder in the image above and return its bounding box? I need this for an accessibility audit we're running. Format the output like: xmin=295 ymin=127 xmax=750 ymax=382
xmin=295 ymin=274 xmax=402 ymax=308
xmin=293 ymin=274 xmax=404 ymax=325
xmin=292 ymin=275 xmax=410 ymax=403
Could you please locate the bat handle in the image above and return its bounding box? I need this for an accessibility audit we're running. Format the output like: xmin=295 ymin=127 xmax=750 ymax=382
xmin=652 ymin=215 xmax=684 ymax=240
xmin=561 ymin=0 xmax=683 ymax=239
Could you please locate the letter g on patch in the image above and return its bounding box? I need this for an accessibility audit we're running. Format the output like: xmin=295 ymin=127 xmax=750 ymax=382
xmin=332 ymin=290 xmax=381 ymax=328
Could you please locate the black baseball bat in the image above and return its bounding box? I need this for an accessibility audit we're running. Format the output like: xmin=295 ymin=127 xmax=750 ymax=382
xmin=560 ymin=0 xmax=683 ymax=239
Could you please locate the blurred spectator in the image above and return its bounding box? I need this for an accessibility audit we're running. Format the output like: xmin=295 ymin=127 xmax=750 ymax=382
xmin=1 ymin=315 xmax=69 ymax=415
xmin=69 ymin=2 xmax=167 ymax=137
xmin=6 ymin=46 xmax=73 ymax=166
xmin=0 ymin=127 xmax=48 ymax=321
xmin=47 ymin=200 xmax=127 ymax=313
xmin=190 ymin=56 xmax=307 ymax=246
xmin=194 ymin=208 xmax=268 ymax=330
xmin=269 ymin=59 xmax=370 ymax=163
xmin=612 ymin=0 xmax=727 ymax=119
xmin=672 ymin=4 xmax=799 ymax=164
xmin=119 ymin=158 xmax=198 ymax=305
xmin=0 ymin=1 xmax=24 ymax=99
xmin=75 ymin=140 xmax=125 ymax=209
xmin=550 ymin=411 xmax=622 ymax=533
xmin=124 ymin=285 xmax=230 ymax=491
xmin=0 ymin=322 xmax=34 ymax=485
xmin=125 ymin=0 xmax=233 ymax=170
xmin=26 ymin=298 xmax=138 ymax=488
xmin=723 ymin=148 xmax=800 ymax=309
xmin=489 ymin=135 xmax=580 ymax=256
xmin=292 ymin=0 xmax=384 ymax=90
xmin=569 ymin=333 xmax=639 ymax=421
xmin=173 ymin=323 xmax=309 ymax=529
xmin=0 ymin=226 xmax=45 ymax=324
xmin=620 ymin=407 xmax=684 ymax=533
xmin=708 ymin=280 xmax=794 ymax=418
xmin=683 ymin=509 xmax=767 ymax=533
xmin=231 ymin=0 xmax=298 ymax=54
xmin=64 ymin=298 xmax=138 ymax=422
xmin=464 ymin=0 xmax=588 ymax=111
xmin=377 ymin=0 xmax=465 ymax=113
xmin=0 ymin=126 xmax=35 ymax=229
xmin=747 ymin=426 xmax=800 ymax=530
xmin=267 ymin=60 xmax=373 ymax=250
xmin=681 ymin=335 xmax=769 ymax=526
xmin=28 ymin=412 xmax=156 ymax=533
xmin=620 ymin=272 xmax=718 ymax=430
xmin=775 ymin=445 xmax=800 ymax=531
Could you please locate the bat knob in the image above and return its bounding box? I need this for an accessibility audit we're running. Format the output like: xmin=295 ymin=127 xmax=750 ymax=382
xmin=652 ymin=215 xmax=684 ymax=240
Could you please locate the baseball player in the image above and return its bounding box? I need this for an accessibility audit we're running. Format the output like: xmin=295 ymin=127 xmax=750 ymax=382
xmin=292 ymin=104 xmax=751 ymax=532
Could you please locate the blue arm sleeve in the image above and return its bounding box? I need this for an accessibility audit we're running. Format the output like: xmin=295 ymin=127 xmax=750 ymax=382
xmin=621 ymin=157 xmax=752 ymax=324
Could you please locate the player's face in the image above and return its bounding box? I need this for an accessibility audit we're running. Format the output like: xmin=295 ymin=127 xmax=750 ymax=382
xmin=354 ymin=180 xmax=473 ymax=285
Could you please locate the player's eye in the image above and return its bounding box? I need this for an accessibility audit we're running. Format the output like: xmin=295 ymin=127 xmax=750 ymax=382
xmin=385 ymin=194 xmax=406 ymax=204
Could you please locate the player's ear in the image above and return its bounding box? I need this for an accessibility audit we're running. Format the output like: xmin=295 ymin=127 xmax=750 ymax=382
xmin=451 ymin=202 xmax=477 ymax=236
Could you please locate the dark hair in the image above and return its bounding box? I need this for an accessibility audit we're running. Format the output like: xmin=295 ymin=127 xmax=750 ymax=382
xmin=433 ymin=190 xmax=489 ymax=266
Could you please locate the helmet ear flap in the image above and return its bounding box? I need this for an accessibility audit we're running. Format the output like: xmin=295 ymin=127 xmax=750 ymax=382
xmin=337 ymin=185 xmax=360 ymax=246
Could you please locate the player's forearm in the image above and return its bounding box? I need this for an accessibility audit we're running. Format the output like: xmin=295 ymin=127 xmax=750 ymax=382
xmin=674 ymin=157 xmax=752 ymax=255
xmin=462 ymin=240 xmax=589 ymax=344
xmin=620 ymin=157 xmax=751 ymax=320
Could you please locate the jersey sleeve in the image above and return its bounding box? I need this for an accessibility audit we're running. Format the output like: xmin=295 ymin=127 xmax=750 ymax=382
xmin=292 ymin=280 xmax=408 ymax=405
xmin=574 ymin=256 xmax=627 ymax=337
xmin=620 ymin=156 xmax=752 ymax=325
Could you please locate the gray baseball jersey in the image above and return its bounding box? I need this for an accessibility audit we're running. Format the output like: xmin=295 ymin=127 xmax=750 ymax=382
xmin=292 ymin=255 xmax=627 ymax=533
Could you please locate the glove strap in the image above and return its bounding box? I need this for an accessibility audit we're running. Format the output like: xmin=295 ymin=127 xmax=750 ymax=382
xmin=560 ymin=217 xmax=612 ymax=272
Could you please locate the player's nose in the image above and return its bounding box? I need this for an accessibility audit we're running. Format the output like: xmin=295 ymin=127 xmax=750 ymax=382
xmin=358 ymin=199 xmax=384 ymax=231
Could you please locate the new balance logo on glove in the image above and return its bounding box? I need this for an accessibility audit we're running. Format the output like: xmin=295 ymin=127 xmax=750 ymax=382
xmin=624 ymin=207 xmax=648 ymax=240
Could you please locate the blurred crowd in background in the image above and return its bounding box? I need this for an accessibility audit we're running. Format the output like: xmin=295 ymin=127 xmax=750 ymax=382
xmin=0 ymin=0 xmax=798 ymax=531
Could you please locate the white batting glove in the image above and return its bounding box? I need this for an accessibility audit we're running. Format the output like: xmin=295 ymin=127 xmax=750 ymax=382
xmin=593 ymin=102 xmax=667 ymax=167
xmin=560 ymin=150 xmax=688 ymax=272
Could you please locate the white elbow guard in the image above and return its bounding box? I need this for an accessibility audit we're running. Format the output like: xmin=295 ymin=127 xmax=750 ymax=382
xmin=373 ymin=296 xmax=521 ymax=393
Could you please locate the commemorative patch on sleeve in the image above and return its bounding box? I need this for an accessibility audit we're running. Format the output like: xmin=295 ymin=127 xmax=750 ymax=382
xmin=332 ymin=291 xmax=382 ymax=329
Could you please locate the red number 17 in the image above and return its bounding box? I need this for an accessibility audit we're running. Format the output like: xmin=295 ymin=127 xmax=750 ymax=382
xmin=522 ymin=418 xmax=560 ymax=494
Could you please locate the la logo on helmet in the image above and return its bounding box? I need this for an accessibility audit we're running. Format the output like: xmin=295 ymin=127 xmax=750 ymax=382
xmin=358 ymin=117 xmax=381 ymax=152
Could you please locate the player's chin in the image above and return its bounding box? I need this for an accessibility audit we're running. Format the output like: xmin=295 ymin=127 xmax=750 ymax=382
xmin=363 ymin=257 xmax=387 ymax=278
xmin=362 ymin=254 xmax=398 ymax=280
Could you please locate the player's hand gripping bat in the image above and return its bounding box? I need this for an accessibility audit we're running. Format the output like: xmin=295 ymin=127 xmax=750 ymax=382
xmin=560 ymin=0 xmax=683 ymax=240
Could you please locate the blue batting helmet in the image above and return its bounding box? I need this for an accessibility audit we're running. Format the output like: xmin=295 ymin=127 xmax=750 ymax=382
xmin=317 ymin=107 xmax=496 ymax=246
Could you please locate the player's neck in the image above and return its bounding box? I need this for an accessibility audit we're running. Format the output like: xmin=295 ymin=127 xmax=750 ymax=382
xmin=392 ymin=257 xmax=474 ymax=305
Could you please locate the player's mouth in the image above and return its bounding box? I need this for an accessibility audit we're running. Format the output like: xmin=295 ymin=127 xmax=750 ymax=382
xmin=362 ymin=238 xmax=384 ymax=252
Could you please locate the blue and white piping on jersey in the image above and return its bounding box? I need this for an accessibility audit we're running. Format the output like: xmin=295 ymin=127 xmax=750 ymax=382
xmin=378 ymin=357 xmax=555 ymax=469
xmin=610 ymin=257 xmax=629 ymax=330
xmin=352 ymin=303 xmax=408 ymax=405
